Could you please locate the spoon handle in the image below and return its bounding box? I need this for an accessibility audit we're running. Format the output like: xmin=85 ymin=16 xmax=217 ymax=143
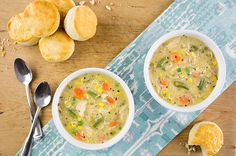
xmin=20 ymin=107 xmax=41 ymax=156
xmin=25 ymin=85 xmax=43 ymax=139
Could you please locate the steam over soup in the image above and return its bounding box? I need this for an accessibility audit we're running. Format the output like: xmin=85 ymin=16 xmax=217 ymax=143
xmin=149 ymin=35 xmax=218 ymax=106
xmin=58 ymin=73 xmax=129 ymax=143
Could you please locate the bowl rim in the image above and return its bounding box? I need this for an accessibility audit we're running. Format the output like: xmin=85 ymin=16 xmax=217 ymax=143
xmin=144 ymin=30 xmax=226 ymax=112
xmin=52 ymin=68 xmax=135 ymax=150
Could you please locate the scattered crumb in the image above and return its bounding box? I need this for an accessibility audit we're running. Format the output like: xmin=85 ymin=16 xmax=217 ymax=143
xmin=77 ymin=1 xmax=116 ymax=12
xmin=89 ymin=0 xmax=96 ymax=5
xmin=184 ymin=143 xmax=197 ymax=155
xmin=12 ymin=46 xmax=17 ymax=52
xmin=0 ymin=40 xmax=6 ymax=57
xmin=0 ymin=37 xmax=17 ymax=57
xmin=79 ymin=0 xmax=86 ymax=5
xmin=185 ymin=143 xmax=189 ymax=149
xmin=105 ymin=5 xmax=112 ymax=11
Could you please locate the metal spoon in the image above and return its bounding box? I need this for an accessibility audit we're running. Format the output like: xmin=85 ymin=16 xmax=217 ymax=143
xmin=20 ymin=82 xmax=51 ymax=156
xmin=14 ymin=58 xmax=43 ymax=139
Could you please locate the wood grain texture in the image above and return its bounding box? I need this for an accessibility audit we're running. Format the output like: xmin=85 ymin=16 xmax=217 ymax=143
xmin=0 ymin=0 xmax=235 ymax=156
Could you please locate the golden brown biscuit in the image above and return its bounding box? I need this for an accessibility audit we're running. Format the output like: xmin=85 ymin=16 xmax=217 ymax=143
xmin=7 ymin=13 xmax=39 ymax=46
xmin=23 ymin=0 xmax=60 ymax=38
xmin=64 ymin=6 xmax=97 ymax=41
xmin=46 ymin=0 xmax=75 ymax=20
xmin=188 ymin=121 xmax=223 ymax=156
xmin=39 ymin=30 xmax=75 ymax=62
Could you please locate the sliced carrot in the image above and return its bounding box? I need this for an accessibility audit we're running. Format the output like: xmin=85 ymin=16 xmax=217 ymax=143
xmin=179 ymin=95 xmax=190 ymax=105
xmin=106 ymin=96 xmax=115 ymax=104
xmin=102 ymin=82 xmax=109 ymax=91
xmin=74 ymin=87 xmax=85 ymax=99
xmin=160 ymin=79 xmax=169 ymax=86
xmin=170 ymin=52 xmax=182 ymax=63
xmin=76 ymin=131 xmax=84 ymax=140
xmin=110 ymin=121 xmax=118 ymax=127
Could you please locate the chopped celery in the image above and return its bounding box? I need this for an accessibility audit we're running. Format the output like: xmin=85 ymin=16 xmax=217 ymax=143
xmin=190 ymin=45 xmax=198 ymax=51
xmin=69 ymin=96 xmax=76 ymax=104
xmin=198 ymin=78 xmax=206 ymax=90
xmin=177 ymin=67 xmax=182 ymax=73
xmin=92 ymin=117 xmax=104 ymax=128
xmin=67 ymin=109 xmax=77 ymax=118
xmin=87 ymin=90 xmax=100 ymax=99
xmin=173 ymin=81 xmax=189 ymax=90
xmin=71 ymin=127 xmax=78 ymax=135
xmin=78 ymin=120 xmax=84 ymax=126
xmin=157 ymin=57 xmax=168 ymax=70
xmin=185 ymin=67 xmax=190 ymax=76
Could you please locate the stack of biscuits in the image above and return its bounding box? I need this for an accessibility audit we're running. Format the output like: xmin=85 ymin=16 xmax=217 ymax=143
xmin=7 ymin=0 xmax=98 ymax=62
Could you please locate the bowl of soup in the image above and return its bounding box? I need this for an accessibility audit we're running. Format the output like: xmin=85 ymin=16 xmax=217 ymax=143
xmin=144 ymin=30 xmax=226 ymax=112
xmin=52 ymin=68 xmax=134 ymax=150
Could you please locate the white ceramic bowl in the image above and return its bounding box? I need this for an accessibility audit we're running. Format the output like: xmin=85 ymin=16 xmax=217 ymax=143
xmin=144 ymin=30 xmax=226 ymax=112
xmin=52 ymin=68 xmax=134 ymax=150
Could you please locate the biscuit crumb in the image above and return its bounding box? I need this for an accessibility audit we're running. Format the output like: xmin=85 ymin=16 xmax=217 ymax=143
xmin=110 ymin=2 xmax=114 ymax=6
xmin=185 ymin=143 xmax=189 ymax=149
xmin=184 ymin=143 xmax=197 ymax=155
xmin=105 ymin=5 xmax=112 ymax=11
xmin=79 ymin=0 xmax=86 ymax=5
xmin=0 ymin=44 xmax=6 ymax=57
xmin=12 ymin=46 xmax=17 ymax=52
xmin=89 ymin=0 xmax=96 ymax=5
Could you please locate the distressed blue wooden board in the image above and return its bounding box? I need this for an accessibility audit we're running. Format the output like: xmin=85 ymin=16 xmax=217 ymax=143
xmin=17 ymin=0 xmax=236 ymax=155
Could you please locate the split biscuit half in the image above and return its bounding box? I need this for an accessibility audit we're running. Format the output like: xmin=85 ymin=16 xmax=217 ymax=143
xmin=64 ymin=5 xmax=97 ymax=41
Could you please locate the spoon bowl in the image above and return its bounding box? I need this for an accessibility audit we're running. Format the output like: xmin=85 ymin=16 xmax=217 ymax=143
xmin=14 ymin=58 xmax=32 ymax=85
xmin=34 ymin=82 xmax=52 ymax=108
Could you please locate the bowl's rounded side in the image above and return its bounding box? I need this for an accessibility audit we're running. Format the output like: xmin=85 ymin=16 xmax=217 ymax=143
xmin=144 ymin=30 xmax=226 ymax=112
xmin=52 ymin=68 xmax=135 ymax=150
